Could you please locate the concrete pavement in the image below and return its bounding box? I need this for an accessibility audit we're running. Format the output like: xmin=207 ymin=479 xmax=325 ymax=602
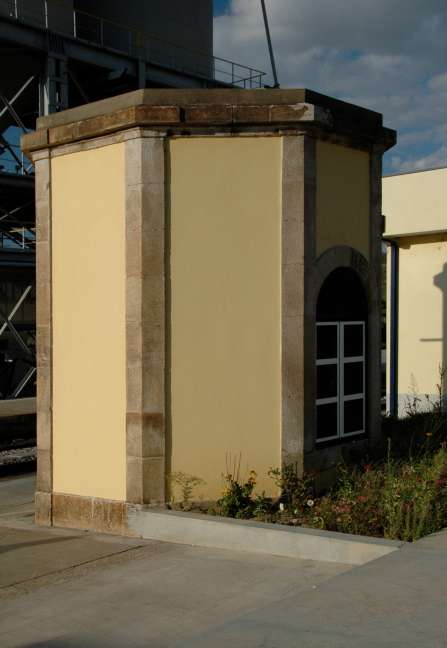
xmin=1 ymin=473 xmax=447 ymax=647
xmin=0 ymin=474 xmax=161 ymax=593
xmin=0 ymin=474 xmax=35 ymax=524
xmin=1 ymin=540 xmax=352 ymax=647
xmin=179 ymin=530 xmax=447 ymax=647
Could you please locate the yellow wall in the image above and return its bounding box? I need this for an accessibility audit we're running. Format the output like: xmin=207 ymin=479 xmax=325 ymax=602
xmin=169 ymin=137 xmax=282 ymax=500
xmin=52 ymin=144 xmax=126 ymax=500
xmin=383 ymin=168 xmax=447 ymax=238
xmin=316 ymin=141 xmax=370 ymax=259
xmin=394 ymin=235 xmax=447 ymax=410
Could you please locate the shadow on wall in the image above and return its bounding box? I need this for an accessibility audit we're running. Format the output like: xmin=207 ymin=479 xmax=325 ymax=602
xmin=433 ymin=263 xmax=447 ymax=408
xmin=413 ymin=262 xmax=447 ymax=412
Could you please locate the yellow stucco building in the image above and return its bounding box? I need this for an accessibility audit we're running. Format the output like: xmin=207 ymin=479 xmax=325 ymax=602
xmin=383 ymin=167 xmax=447 ymax=416
xmin=23 ymin=89 xmax=394 ymax=533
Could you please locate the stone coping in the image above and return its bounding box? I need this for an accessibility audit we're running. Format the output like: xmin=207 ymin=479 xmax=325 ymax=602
xmin=127 ymin=507 xmax=404 ymax=566
xmin=22 ymin=88 xmax=396 ymax=155
xmin=35 ymin=88 xmax=382 ymax=129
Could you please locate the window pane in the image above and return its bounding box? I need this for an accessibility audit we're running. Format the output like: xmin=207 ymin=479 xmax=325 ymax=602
xmin=344 ymin=399 xmax=364 ymax=435
xmin=344 ymin=324 xmax=364 ymax=358
xmin=316 ymin=402 xmax=338 ymax=440
xmin=317 ymin=364 xmax=338 ymax=399
xmin=344 ymin=362 xmax=363 ymax=396
xmin=317 ymin=325 xmax=337 ymax=360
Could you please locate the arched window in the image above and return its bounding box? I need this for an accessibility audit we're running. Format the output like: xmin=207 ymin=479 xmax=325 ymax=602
xmin=316 ymin=268 xmax=367 ymax=442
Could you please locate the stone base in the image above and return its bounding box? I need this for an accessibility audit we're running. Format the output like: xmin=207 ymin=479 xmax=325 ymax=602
xmin=35 ymin=491 xmax=52 ymax=526
xmin=35 ymin=491 xmax=141 ymax=537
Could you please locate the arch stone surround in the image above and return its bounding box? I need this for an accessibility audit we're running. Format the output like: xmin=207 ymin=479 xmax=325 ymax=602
xmin=281 ymin=142 xmax=384 ymax=480
xmin=302 ymin=245 xmax=381 ymax=477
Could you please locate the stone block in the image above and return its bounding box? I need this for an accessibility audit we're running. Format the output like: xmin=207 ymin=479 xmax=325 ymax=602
xmin=21 ymin=129 xmax=49 ymax=154
xmin=125 ymin=136 xmax=166 ymax=187
xmin=233 ymin=105 xmax=270 ymax=123
xmin=141 ymin=352 xmax=165 ymax=411
xmin=141 ymin=413 xmax=165 ymax=457
xmin=52 ymin=492 xmax=93 ymax=531
xmin=126 ymin=455 xmax=143 ymax=504
xmin=282 ymin=262 xmax=304 ymax=319
xmin=35 ymin=491 xmax=52 ymax=526
xmin=282 ymin=217 xmax=304 ymax=265
xmin=35 ymin=324 xmax=51 ymax=366
xmin=271 ymin=103 xmax=310 ymax=122
xmin=142 ymin=456 xmax=166 ymax=504
xmin=92 ymin=497 xmax=129 ymax=534
xmin=36 ymin=448 xmax=52 ymax=492
xmin=185 ymin=104 xmax=233 ymax=124
xmin=136 ymin=104 xmax=180 ymax=126
xmin=36 ymin=408 xmax=52 ymax=453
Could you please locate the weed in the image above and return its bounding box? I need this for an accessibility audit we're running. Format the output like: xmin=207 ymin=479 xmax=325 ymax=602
xmin=171 ymin=471 xmax=206 ymax=510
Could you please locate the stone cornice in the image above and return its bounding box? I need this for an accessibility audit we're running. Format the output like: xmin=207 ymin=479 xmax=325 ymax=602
xmin=22 ymin=89 xmax=396 ymax=156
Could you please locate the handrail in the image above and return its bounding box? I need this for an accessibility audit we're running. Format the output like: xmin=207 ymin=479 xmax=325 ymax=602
xmin=0 ymin=225 xmax=35 ymax=250
xmin=0 ymin=0 xmax=266 ymax=88
xmin=0 ymin=141 xmax=32 ymax=176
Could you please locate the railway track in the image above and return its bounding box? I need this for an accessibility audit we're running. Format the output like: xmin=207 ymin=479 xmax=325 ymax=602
xmin=0 ymin=399 xmax=36 ymax=476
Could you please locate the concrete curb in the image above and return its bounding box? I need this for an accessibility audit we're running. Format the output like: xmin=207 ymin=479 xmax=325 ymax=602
xmin=127 ymin=508 xmax=404 ymax=565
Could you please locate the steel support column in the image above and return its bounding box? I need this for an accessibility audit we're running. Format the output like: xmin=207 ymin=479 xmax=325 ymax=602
xmin=39 ymin=53 xmax=69 ymax=115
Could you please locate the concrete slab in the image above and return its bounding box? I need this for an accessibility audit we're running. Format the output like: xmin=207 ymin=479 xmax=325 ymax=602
xmin=129 ymin=507 xmax=403 ymax=565
xmin=0 ymin=473 xmax=35 ymax=524
xmin=0 ymin=473 xmax=35 ymax=508
xmin=2 ymin=526 xmax=447 ymax=647
xmin=0 ymin=475 xmax=156 ymax=593
xmin=0 ymin=541 xmax=351 ymax=647
xmin=176 ymin=535 xmax=447 ymax=648
xmin=0 ymin=526 xmax=148 ymax=589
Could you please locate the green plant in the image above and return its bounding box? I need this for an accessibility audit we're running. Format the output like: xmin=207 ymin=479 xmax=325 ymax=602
xmin=217 ymin=470 xmax=258 ymax=519
xmin=381 ymin=447 xmax=447 ymax=541
xmin=378 ymin=368 xmax=447 ymax=464
xmin=252 ymin=493 xmax=275 ymax=520
xmin=300 ymin=446 xmax=447 ymax=541
xmin=268 ymin=463 xmax=314 ymax=514
xmin=171 ymin=471 xmax=206 ymax=510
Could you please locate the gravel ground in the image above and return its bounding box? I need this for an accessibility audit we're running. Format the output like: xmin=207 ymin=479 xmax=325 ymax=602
xmin=0 ymin=446 xmax=36 ymax=466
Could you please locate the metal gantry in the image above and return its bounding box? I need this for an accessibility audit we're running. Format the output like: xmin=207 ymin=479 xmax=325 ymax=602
xmin=0 ymin=0 xmax=266 ymax=405
xmin=0 ymin=71 xmax=36 ymax=401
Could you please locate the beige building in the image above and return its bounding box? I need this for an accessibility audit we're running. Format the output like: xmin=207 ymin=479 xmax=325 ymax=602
xmin=383 ymin=167 xmax=447 ymax=416
xmin=22 ymin=89 xmax=394 ymax=534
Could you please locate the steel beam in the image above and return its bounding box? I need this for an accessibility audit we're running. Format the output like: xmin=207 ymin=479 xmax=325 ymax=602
xmin=40 ymin=53 xmax=69 ymax=115
xmin=0 ymin=75 xmax=35 ymax=121
xmin=0 ymin=16 xmax=220 ymax=89
xmin=0 ymin=132 xmax=27 ymax=174
xmin=0 ymin=17 xmax=138 ymax=75
xmin=0 ymin=172 xmax=34 ymax=189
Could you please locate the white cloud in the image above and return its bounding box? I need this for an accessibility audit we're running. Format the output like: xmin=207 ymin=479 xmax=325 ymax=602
xmin=390 ymin=145 xmax=447 ymax=173
xmin=214 ymin=0 xmax=447 ymax=172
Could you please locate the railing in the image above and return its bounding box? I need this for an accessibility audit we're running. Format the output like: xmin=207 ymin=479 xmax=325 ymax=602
xmin=0 ymin=226 xmax=36 ymax=250
xmin=0 ymin=140 xmax=32 ymax=176
xmin=0 ymin=0 xmax=266 ymax=88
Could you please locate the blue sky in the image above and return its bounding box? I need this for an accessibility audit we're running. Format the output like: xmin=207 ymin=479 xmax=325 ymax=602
xmin=213 ymin=0 xmax=447 ymax=174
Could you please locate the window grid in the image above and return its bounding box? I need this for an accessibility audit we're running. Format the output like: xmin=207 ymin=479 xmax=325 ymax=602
xmin=316 ymin=321 xmax=365 ymax=443
xmin=316 ymin=322 xmax=340 ymax=442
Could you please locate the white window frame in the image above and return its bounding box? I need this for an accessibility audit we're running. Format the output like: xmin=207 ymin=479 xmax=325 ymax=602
xmin=316 ymin=321 xmax=365 ymax=443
